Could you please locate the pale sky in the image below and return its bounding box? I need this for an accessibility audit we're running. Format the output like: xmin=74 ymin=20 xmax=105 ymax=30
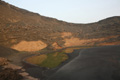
xmin=3 ymin=0 xmax=120 ymax=23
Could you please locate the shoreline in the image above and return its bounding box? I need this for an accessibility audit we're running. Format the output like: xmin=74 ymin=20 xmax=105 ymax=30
xmin=22 ymin=49 xmax=83 ymax=79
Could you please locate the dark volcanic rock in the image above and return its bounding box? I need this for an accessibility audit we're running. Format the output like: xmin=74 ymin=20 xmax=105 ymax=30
xmin=0 ymin=46 xmax=18 ymax=57
xmin=0 ymin=68 xmax=23 ymax=80
xmin=47 ymin=45 xmax=120 ymax=80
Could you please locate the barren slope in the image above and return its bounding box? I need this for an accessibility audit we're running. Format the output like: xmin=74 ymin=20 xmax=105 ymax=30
xmin=0 ymin=1 xmax=120 ymax=51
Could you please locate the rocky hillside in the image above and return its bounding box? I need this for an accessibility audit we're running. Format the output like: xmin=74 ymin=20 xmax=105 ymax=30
xmin=0 ymin=0 xmax=120 ymax=52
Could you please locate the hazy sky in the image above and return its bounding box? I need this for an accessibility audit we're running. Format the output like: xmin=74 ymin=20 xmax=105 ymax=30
xmin=3 ymin=0 xmax=120 ymax=23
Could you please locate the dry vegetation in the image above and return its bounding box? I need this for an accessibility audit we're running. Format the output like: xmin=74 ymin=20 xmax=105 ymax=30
xmin=0 ymin=0 xmax=120 ymax=51
xmin=26 ymin=54 xmax=47 ymax=65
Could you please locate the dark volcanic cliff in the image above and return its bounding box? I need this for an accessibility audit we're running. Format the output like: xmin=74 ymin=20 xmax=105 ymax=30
xmin=0 ymin=0 xmax=120 ymax=51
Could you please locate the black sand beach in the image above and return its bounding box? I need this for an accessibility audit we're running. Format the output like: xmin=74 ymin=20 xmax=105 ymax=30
xmin=48 ymin=45 xmax=120 ymax=80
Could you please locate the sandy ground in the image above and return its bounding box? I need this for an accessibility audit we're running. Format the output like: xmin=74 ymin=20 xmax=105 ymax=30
xmin=11 ymin=40 xmax=47 ymax=52
xmin=47 ymin=45 xmax=120 ymax=80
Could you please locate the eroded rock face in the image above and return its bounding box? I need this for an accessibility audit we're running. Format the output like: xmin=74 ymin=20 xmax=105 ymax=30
xmin=0 ymin=68 xmax=23 ymax=80
xmin=11 ymin=40 xmax=47 ymax=52
xmin=0 ymin=57 xmax=8 ymax=66
xmin=52 ymin=42 xmax=62 ymax=50
xmin=49 ymin=32 xmax=120 ymax=50
xmin=63 ymin=35 xmax=120 ymax=47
